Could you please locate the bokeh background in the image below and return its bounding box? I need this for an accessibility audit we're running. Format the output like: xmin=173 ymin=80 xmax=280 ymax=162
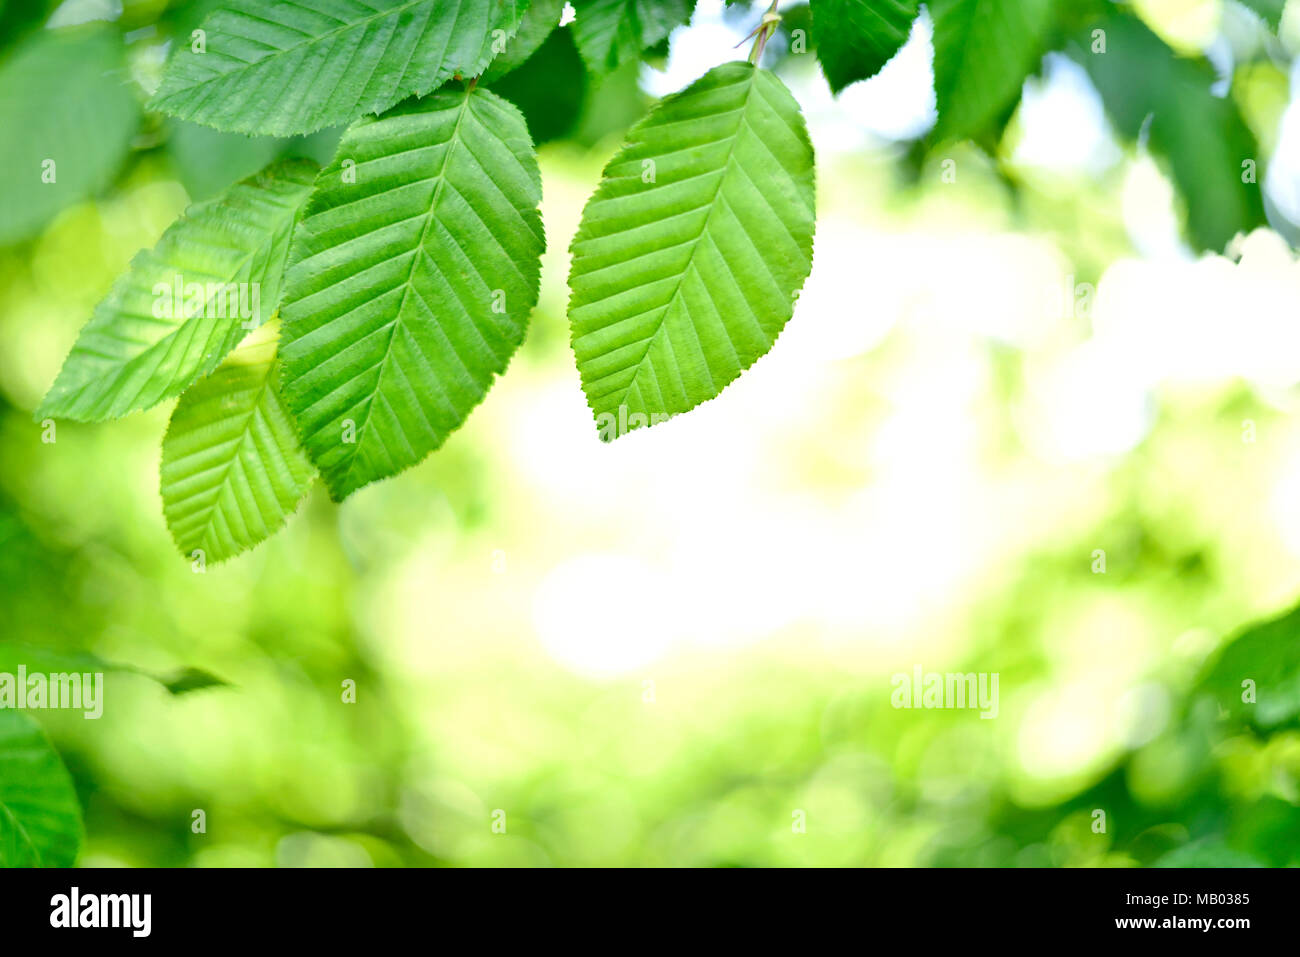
xmin=3 ymin=0 xmax=1300 ymax=866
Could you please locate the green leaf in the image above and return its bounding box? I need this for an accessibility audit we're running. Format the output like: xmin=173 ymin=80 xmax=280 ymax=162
xmin=37 ymin=159 xmax=317 ymax=423
xmin=0 ymin=25 xmax=140 ymax=244
xmin=567 ymin=62 xmax=815 ymax=436
xmin=571 ymin=0 xmax=694 ymax=73
xmin=1153 ymin=839 xmax=1264 ymax=868
xmin=150 ymin=0 xmax=532 ymax=136
xmin=1072 ymin=10 xmax=1266 ymax=252
xmin=483 ymin=0 xmax=566 ymax=81
xmin=929 ymin=0 xmax=1056 ymax=142
xmin=161 ymin=319 xmax=314 ymax=564
xmin=0 ymin=711 xmax=82 ymax=867
xmin=1196 ymin=600 xmax=1300 ymax=729
xmin=280 ymin=88 xmax=545 ymax=501
xmin=1238 ymin=0 xmax=1285 ymax=30
xmin=811 ymin=0 xmax=919 ymax=94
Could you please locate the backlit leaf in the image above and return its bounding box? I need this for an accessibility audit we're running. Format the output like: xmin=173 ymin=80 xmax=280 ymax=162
xmin=38 ymin=159 xmax=317 ymax=422
xmin=161 ymin=319 xmax=314 ymax=564
xmin=279 ymin=88 xmax=545 ymax=500
xmin=567 ymin=61 xmax=815 ymax=437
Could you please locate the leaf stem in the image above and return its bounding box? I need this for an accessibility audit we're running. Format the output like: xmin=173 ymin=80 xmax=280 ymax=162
xmin=748 ymin=1 xmax=782 ymax=66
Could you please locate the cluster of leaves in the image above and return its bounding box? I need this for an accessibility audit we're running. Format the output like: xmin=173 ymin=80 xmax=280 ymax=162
xmin=1061 ymin=599 xmax=1300 ymax=868
xmin=15 ymin=0 xmax=1279 ymax=564
xmin=805 ymin=0 xmax=1274 ymax=252
xmin=25 ymin=0 xmax=821 ymax=564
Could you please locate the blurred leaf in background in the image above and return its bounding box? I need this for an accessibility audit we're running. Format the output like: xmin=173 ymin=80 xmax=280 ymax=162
xmin=0 ymin=711 xmax=82 ymax=867
xmin=0 ymin=24 xmax=140 ymax=243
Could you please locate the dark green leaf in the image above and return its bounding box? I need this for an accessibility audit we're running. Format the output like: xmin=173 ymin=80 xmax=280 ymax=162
xmin=0 ymin=711 xmax=82 ymax=867
xmin=1073 ymin=11 xmax=1267 ymax=252
xmin=929 ymin=0 xmax=1056 ymax=143
xmin=811 ymin=0 xmax=918 ymax=94
xmin=1197 ymin=600 xmax=1300 ymax=729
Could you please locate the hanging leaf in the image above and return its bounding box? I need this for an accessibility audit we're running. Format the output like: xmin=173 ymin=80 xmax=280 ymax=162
xmin=161 ymin=319 xmax=314 ymax=564
xmin=929 ymin=0 xmax=1056 ymax=143
xmin=279 ymin=88 xmax=545 ymax=501
xmin=570 ymin=0 xmax=694 ymax=73
xmin=1072 ymin=10 xmax=1266 ymax=253
xmin=811 ymin=0 xmax=919 ymax=94
xmin=567 ymin=61 xmax=815 ymax=437
xmin=0 ymin=24 xmax=140 ymax=244
xmin=150 ymin=0 xmax=532 ymax=136
xmin=0 ymin=711 xmax=82 ymax=868
xmin=37 ymin=159 xmax=317 ymax=423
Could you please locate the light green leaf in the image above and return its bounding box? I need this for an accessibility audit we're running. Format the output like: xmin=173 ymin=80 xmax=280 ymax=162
xmin=567 ymin=61 xmax=815 ymax=436
xmin=0 ymin=24 xmax=140 ymax=244
xmin=571 ymin=0 xmax=694 ymax=73
xmin=0 ymin=711 xmax=82 ymax=868
xmin=161 ymin=319 xmax=314 ymax=564
xmin=37 ymin=159 xmax=317 ymax=423
xmin=929 ymin=0 xmax=1056 ymax=142
xmin=483 ymin=0 xmax=566 ymax=81
xmin=150 ymin=0 xmax=532 ymax=136
xmin=811 ymin=0 xmax=919 ymax=94
xmin=280 ymin=88 xmax=545 ymax=501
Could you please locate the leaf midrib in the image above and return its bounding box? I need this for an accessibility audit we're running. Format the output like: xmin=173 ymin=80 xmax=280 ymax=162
xmin=40 ymin=208 xmax=293 ymax=421
xmin=337 ymin=89 xmax=476 ymax=495
xmin=184 ymin=358 xmax=279 ymax=557
xmin=604 ymin=66 xmax=760 ymax=416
